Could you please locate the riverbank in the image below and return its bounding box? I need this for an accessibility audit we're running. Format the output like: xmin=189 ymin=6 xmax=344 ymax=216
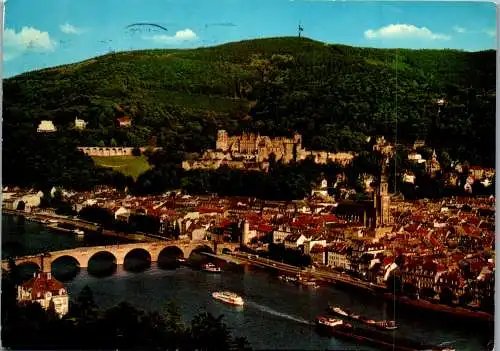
xmin=226 ymin=252 xmax=494 ymax=324
xmin=3 ymin=208 xmax=157 ymax=242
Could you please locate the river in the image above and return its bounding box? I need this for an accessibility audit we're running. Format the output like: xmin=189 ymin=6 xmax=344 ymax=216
xmin=2 ymin=215 xmax=493 ymax=350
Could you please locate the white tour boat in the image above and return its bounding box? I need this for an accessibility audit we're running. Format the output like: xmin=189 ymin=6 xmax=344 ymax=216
xmin=212 ymin=291 xmax=244 ymax=306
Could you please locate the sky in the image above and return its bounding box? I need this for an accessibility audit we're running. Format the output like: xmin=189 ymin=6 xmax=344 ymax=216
xmin=3 ymin=0 xmax=497 ymax=78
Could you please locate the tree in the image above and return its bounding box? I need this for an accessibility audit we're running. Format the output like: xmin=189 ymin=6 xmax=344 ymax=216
xmin=439 ymin=287 xmax=456 ymax=305
xmin=110 ymin=138 xmax=118 ymax=147
xmin=132 ymin=147 xmax=142 ymax=156
xmin=402 ymin=282 xmax=417 ymax=296
xmin=386 ymin=274 xmax=402 ymax=294
xmin=46 ymin=300 xmax=59 ymax=321
xmin=420 ymin=287 xmax=437 ymax=300
xmin=187 ymin=312 xmax=233 ymax=351
xmin=74 ymin=285 xmax=99 ymax=321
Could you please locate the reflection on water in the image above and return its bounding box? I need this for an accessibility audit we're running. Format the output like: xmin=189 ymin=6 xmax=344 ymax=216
xmin=56 ymin=264 xmax=490 ymax=351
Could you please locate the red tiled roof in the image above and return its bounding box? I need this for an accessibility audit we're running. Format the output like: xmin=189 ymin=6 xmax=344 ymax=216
xmin=310 ymin=244 xmax=325 ymax=253
xmin=257 ymin=224 xmax=273 ymax=232
xmin=117 ymin=116 xmax=131 ymax=122
xmin=21 ymin=273 xmax=66 ymax=300
xmin=322 ymin=214 xmax=338 ymax=222
xmin=218 ymin=219 xmax=233 ymax=228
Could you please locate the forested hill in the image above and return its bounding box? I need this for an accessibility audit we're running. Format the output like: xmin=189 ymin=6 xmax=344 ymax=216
xmin=3 ymin=37 xmax=496 ymax=189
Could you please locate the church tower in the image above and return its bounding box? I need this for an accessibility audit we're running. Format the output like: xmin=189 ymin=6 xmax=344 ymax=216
xmin=374 ymin=157 xmax=391 ymax=227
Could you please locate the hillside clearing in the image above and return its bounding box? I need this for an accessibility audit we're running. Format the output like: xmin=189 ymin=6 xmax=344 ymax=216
xmin=92 ymin=155 xmax=151 ymax=180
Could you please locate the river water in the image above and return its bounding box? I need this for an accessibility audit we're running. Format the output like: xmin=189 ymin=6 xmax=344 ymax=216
xmin=2 ymin=215 xmax=492 ymax=350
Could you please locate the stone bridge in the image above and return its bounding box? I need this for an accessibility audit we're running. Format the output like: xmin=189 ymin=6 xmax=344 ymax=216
xmin=2 ymin=240 xmax=239 ymax=273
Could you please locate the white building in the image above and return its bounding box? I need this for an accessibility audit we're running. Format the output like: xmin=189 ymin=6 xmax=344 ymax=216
xmin=37 ymin=120 xmax=57 ymax=133
xmin=74 ymin=117 xmax=87 ymax=130
xmin=311 ymin=178 xmax=329 ymax=198
xmin=17 ymin=272 xmax=69 ymax=317
xmin=326 ymin=245 xmax=349 ymax=270
xmin=303 ymin=236 xmax=327 ymax=255
xmin=272 ymin=229 xmax=292 ymax=244
xmin=283 ymin=233 xmax=309 ymax=250
xmin=114 ymin=206 xmax=131 ymax=221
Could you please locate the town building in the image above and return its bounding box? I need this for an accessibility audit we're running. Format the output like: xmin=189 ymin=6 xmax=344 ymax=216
xmin=37 ymin=120 xmax=57 ymax=133
xmin=117 ymin=116 xmax=132 ymax=128
xmin=17 ymin=272 xmax=69 ymax=318
xmin=311 ymin=178 xmax=329 ymax=198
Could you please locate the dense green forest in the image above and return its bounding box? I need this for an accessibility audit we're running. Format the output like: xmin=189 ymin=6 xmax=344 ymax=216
xmin=3 ymin=37 xmax=495 ymax=194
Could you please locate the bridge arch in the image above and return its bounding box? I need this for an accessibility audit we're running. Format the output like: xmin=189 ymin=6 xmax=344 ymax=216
xmin=51 ymin=255 xmax=81 ymax=269
xmin=16 ymin=201 xmax=26 ymax=211
xmin=51 ymin=255 xmax=81 ymax=280
xmin=191 ymin=244 xmax=214 ymax=256
xmin=123 ymin=248 xmax=152 ymax=271
xmin=124 ymin=248 xmax=152 ymax=262
xmin=158 ymin=246 xmax=185 ymax=260
xmin=17 ymin=261 xmax=41 ymax=271
xmin=88 ymin=251 xmax=117 ymax=266
xmin=16 ymin=261 xmax=41 ymax=281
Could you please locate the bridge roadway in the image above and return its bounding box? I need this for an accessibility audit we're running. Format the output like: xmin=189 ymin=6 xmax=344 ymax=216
xmin=230 ymin=252 xmax=386 ymax=293
xmin=2 ymin=240 xmax=239 ymax=273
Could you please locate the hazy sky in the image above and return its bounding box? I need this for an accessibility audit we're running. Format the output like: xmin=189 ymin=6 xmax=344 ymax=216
xmin=3 ymin=0 xmax=497 ymax=77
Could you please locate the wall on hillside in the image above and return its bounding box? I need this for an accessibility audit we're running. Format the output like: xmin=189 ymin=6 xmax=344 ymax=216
xmin=77 ymin=147 xmax=162 ymax=157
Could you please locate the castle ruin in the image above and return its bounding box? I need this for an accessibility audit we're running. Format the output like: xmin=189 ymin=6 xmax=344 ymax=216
xmin=182 ymin=130 xmax=356 ymax=172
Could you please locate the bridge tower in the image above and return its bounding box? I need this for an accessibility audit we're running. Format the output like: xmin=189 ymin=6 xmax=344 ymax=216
xmin=41 ymin=255 xmax=51 ymax=273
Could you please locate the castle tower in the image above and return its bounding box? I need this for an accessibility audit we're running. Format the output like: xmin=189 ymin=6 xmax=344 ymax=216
xmin=374 ymin=157 xmax=391 ymax=227
xmin=216 ymin=130 xmax=228 ymax=151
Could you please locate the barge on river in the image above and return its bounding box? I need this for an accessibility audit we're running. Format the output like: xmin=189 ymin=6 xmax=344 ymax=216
xmin=329 ymin=305 xmax=397 ymax=330
xmin=315 ymin=316 xmax=455 ymax=351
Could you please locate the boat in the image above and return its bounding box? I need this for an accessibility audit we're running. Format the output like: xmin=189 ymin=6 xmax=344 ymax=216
xmin=278 ymin=275 xmax=298 ymax=283
xmin=330 ymin=306 xmax=349 ymax=317
xmin=329 ymin=305 xmax=397 ymax=330
xmin=202 ymin=262 xmax=221 ymax=273
xmin=316 ymin=316 xmax=350 ymax=329
xmin=212 ymin=291 xmax=244 ymax=306
xmin=73 ymin=229 xmax=85 ymax=236
xmin=315 ymin=316 xmax=454 ymax=351
xmin=374 ymin=320 xmax=398 ymax=331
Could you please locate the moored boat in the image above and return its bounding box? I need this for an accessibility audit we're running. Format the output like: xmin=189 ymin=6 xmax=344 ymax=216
xmin=315 ymin=316 xmax=454 ymax=351
xmin=374 ymin=320 xmax=398 ymax=331
xmin=330 ymin=306 xmax=349 ymax=317
xmin=315 ymin=316 xmax=351 ymax=330
xmin=202 ymin=262 xmax=221 ymax=272
xmin=73 ymin=229 xmax=85 ymax=236
xmin=212 ymin=291 xmax=244 ymax=306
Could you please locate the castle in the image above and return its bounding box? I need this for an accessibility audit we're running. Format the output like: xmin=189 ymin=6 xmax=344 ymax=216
xmin=182 ymin=130 xmax=356 ymax=172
